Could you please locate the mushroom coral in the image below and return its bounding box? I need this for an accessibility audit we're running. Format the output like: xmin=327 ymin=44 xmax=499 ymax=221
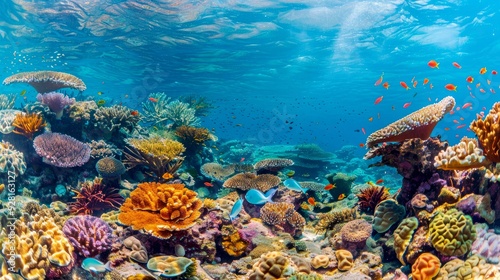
xmin=118 ymin=182 xmax=203 ymax=239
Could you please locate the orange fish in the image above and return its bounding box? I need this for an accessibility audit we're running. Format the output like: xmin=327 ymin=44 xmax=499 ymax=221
xmin=445 ymin=84 xmax=457 ymax=91
xmin=453 ymin=120 xmax=459 ymax=124
xmin=492 ymin=70 xmax=498 ymax=75
xmin=361 ymin=127 xmax=366 ymax=135
xmin=480 ymin=67 xmax=487 ymax=75
xmin=452 ymin=62 xmax=462 ymax=69
xmin=149 ymin=97 xmax=158 ymax=102
xmin=338 ymin=193 xmax=346 ymax=200
xmin=374 ymin=73 xmax=384 ymax=86
xmin=413 ymin=80 xmax=418 ymax=88
xmin=130 ymin=110 xmax=139 ymax=116
xmin=480 ymin=88 xmax=486 ymax=93
xmin=374 ymin=96 xmax=384 ymax=104
xmin=324 ymin=184 xmax=336 ymax=190
xmin=462 ymin=103 xmax=472 ymax=109
xmin=162 ymin=172 xmax=174 ymax=180
xmin=359 ymin=143 xmax=365 ymax=148
xmin=307 ymin=197 xmax=316 ymax=206
xmin=457 ymin=124 xmax=466 ymax=129
xmin=423 ymin=78 xmax=429 ymax=85
xmin=382 ymin=82 xmax=390 ymax=89
xmin=204 ymin=182 xmax=214 ymax=187
xmin=403 ymin=102 xmax=411 ymax=108
xmin=428 ymin=60 xmax=439 ymax=68
xmin=400 ymin=81 xmax=410 ymax=90
xmin=466 ymin=76 xmax=474 ymax=83
xmin=444 ymin=127 xmax=450 ymax=131
xmin=375 ymin=179 xmax=384 ymax=184
xmin=368 ymin=117 xmax=373 ymax=122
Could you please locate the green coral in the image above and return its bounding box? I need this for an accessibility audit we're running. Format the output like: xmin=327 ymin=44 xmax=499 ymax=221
xmin=429 ymin=209 xmax=476 ymax=256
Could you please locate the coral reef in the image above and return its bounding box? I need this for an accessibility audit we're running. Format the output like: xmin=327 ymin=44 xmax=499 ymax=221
xmin=3 ymin=70 xmax=86 ymax=93
xmin=12 ymin=112 xmax=46 ymax=139
xmin=393 ymin=217 xmax=419 ymax=265
xmin=470 ymin=101 xmax=500 ymax=162
xmin=68 ymin=100 xmax=98 ymax=122
xmin=366 ymin=96 xmax=455 ymax=147
xmin=33 ymin=132 xmax=91 ymax=168
xmin=0 ymin=109 xmax=24 ymax=134
xmin=63 ymin=215 xmax=113 ymax=258
xmin=68 ymin=177 xmax=124 ymax=215
xmin=315 ymin=208 xmax=358 ymax=233
xmin=356 ymin=184 xmax=390 ymax=214
xmin=0 ymin=93 xmax=15 ymax=109
xmin=89 ymin=139 xmax=122 ymax=159
xmin=223 ymin=172 xmax=281 ymax=192
xmin=340 ymin=219 xmax=372 ymax=250
xmin=93 ymin=105 xmax=141 ymax=137
xmin=0 ymin=140 xmax=26 ymax=175
xmin=221 ymin=225 xmax=249 ymax=257
xmin=175 ymin=125 xmax=211 ymax=151
xmin=142 ymin=93 xmax=200 ymax=128
xmin=36 ymin=92 xmax=75 ymax=119
xmin=435 ymin=254 xmax=498 ymax=279
xmin=260 ymin=202 xmax=305 ymax=235
xmin=118 ymin=182 xmax=203 ymax=239
xmin=429 ymin=209 xmax=476 ymax=256
xmin=253 ymin=158 xmax=294 ymax=174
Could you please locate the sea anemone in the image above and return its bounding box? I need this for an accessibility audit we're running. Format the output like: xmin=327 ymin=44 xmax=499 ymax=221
xmin=68 ymin=177 xmax=124 ymax=216
xmin=356 ymin=185 xmax=391 ymax=214
xmin=12 ymin=112 xmax=46 ymax=139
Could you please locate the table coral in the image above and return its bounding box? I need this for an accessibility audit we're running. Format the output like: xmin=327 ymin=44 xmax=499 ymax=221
xmin=411 ymin=253 xmax=441 ymax=280
xmin=63 ymin=215 xmax=113 ymax=258
xmin=200 ymin=162 xmax=235 ymax=181
xmin=3 ymin=70 xmax=86 ymax=93
xmin=429 ymin=209 xmax=476 ymax=256
xmin=253 ymin=158 xmax=294 ymax=174
xmin=373 ymin=199 xmax=406 ymax=233
xmin=223 ymin=172 xmax=281 ymax=192
xmin=470 ymin=102 xmax=500 ymax=163
xmin=366 ymin=96 xmax=455 ymax=148
xmin=434 ymin=137 xmax=491 ymax=170
xmin=118 ymin=182 xmax=203 ymax=239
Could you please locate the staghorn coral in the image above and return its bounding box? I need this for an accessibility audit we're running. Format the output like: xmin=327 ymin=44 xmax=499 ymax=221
xmin=223 ymin=172 xmax=281 ymax=192
xmin=0 ymin=141 xmax=26 ymax=175
xmin=373 ymin=199 xmax=406 ymax=233
xmin=93 ymin=105 xmax=141 ymax=136
xmin=96 ymin=157 xmax=126 ymax=178
xmin=0 ymin=109 xmax=23 ymax=134
xmin=434 ymin=137 xmax=491 ymax=170
xmin=0 ymin=93 xmax=16 ymax=109
xmin=200 ymin=162 xmax=235 ymax=181
xmin=89 ymin=139 xmax=122 ymax=159
xmin=366 ymin=96 xmax=455 ymax=148
xmin=429 ymin=209 xmax=476 ymax=256
xmin=411 ymin=253 xmax=441 ymax=280
xmin=63 ymin=215 xmax=113 ymax=258
xmin=393 ymin=217 xmax=419 ymax=265
xmin=315 ymin=208 xmax=358 ymax=233
xmin=33 ymin=132 xmax=91 ymax=168
xmin=3 ymin=70 xmax=86 ymax=93
xmin=356 ymin=184 xmax=390 ymax=214
xmin=253 ymin=158 xmax=294 ymax=174
xmin=12 ymin=112 xmax=46 ymax=139
xmin=68 ymin=100 xmax=98 ymax=122
xmin=36 ymin=92 xmax=75 ymax=119
xmin=124 ymin=137 xmax=185 ymax=178
xmin=68 ymin=177 xmax=124 ymax=215
xmin=118 ymin=182 xmax=203 ymax=239
xmin=470 ymin=102 xmax=500 ymax=163
xmin=221 ymin=225 xmax=249 ymax=257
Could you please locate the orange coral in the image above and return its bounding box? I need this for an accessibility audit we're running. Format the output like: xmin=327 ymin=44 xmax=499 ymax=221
xmin=356 ymin=184 xmax=390 ymax=214
xmin=470 ymin=102 xmax=500 ymax=162
xmin=366 ymin=96 xmax=455 ymax=148
xmin=118 ymin=182 xmax=202 ymax=239
xmin=221 ymin=225 xmax=249 ymax=257
xmin=12 ymin=112 xmax=46 ymax=139
xmin=411 ymin=253 xmax=441 ymax=280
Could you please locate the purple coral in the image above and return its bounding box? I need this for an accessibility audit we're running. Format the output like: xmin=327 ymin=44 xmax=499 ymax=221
xmin=33 ymin=132 xmax=91 ymax=168
xmin=471 ymin=224 xmax=500 ymax=264
xmin=36 ymin=92 xmax=75 ymax=119
xmin=63 ymin=215 xmax=113 ymax=258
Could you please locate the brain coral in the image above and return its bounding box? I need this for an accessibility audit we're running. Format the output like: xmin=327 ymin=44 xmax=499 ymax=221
xmin=340 ymin=219 xmax=372 ymax=247
xmin=118 ymin=182 xmax=203 ymax=239
xmin=373 ymin=199 xmax=406 ymax=233
xmin=96 ymin=157 xmax=126 ymax=178
xmin=0 ymin=140 xmax=27 ymax=175
xmin=247 ymin=251 xmax=297 ymax=279
xmin=411 ymin=253 xmax=441 ymax=280
xmin=429 ymin=209 xmax=476 ymax=256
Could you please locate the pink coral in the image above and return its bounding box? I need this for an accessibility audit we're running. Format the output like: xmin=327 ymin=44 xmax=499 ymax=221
xmin=36 ymin=92 xmax=75 ymax=119
xmin=63 ymin=215 xmax=113 ymax=258
xmin=33 ymin=132 xmax=91 ymax=168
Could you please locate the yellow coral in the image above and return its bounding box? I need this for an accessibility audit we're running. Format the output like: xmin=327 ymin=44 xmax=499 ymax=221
xmin=434 ymin=137 xmax=491 ymax=170
xmin=429 ymin=209 xmax=476 ymax=256
xmin=118 ymin=182 xmax=202 ymax=239
xmin=470 ymin=102 xmax=500 ymax=162
xmin=311 ymin=255 xmax=330 ymax=269
xmin=335 ymin=249 xmax=354 ymax=272
xmin=411 ymin=253 xmax=441 ymax=280
xmin=127 ymin=137 xmax=185 ymax=159
xmin=247 ymin=251 xmax=296 ymax=279
xmin=221 ymin=225 xmax=249 ymax=257
xmin=12 ymin=112 xmax=45 ymax=139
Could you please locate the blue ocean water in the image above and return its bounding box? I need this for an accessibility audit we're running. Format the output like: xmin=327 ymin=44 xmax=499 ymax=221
xmin=1 ymin=0 xmax=499 ymax=153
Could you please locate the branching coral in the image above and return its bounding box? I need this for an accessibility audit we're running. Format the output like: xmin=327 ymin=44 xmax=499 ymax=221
xmin=93 ymin=105 xmax=141 ymax=136
xmin=142 ymin=92 xmax=200 ymax=129
xmin=356 ymin=184 xmax=390 ymax=214
xmin=470 ymin=102 xmax=500 ymax=162
xmin=180 ymin=95 xmax=214 ymax=116
xmin=118 ymin=182 xmax=203 ymax=239
xmin=68 ymin=177 xmax=124 ymax=215
xmin=68 ymin=100 xmax=98 ymax=122
xmin=63 ymin=215 xmax=113 ymax=258
xmin=89 ymin=140 xmax=122 ymax=159
xmin=12 ymin=112 xmax=46 ymax=139
xmin=124 ymin=137 xmax=185 ymax=178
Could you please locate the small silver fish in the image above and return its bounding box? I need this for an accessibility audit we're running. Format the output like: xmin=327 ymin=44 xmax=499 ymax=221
xmin=245 ymin=188 xmax=277 ymax=205
xmin=283 ymin=178 xmax=308 ymax=193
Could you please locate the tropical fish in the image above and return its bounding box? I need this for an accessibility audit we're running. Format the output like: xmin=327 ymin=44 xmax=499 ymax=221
xmin=97 ymin=100 xmax=105 ymax=106
xmin=81 ymin=258 xmax=111 ymax=276
xmin=480 ymin=67 xmax=487 ymax=75
xmin=429 ymin=83 xmax=434 ymax=89
xmin=374 ymin=73 xmax=384 ymax=86
xmin=204 ymin=182 xmax=213 ymax=187
xmin=452 ymin=62 xmax=461 ymax=69
xmin=97 ymin=91 xmax=103 ymax=95
xmin=162 ymin=172 xmax=173 ymax=180
xmin=466 ymin=76 xmax=474 ymax=83
xmin=338 ymin=193 xmax=346 ymax=200
xmin=361 ymin=127 xmax=366 ymax=135
xmin=230 ymin=196 xmax=243 ymax=221
xmin=412 ymin=80 xmax=417 ymax=88
xmin=368 ymin=117 xmax=373 ymax=122
xmin=324 ymin=184 xmax=336 ymax=190
xmin=130 ymin=110 xmax=139 ymax=116
xmin=307 ymin=197 xmax=316 ymax=206
xmin=462 ymin=103 xmax=472 ymax=109
xmin=245 ymin=188 xmax=277 ymax=205
xmin=403 ymin=102 xmax=411 ymax=108
xmin=491 ymin=88 xmax=496 ymax=94
xmin=400 ymin=81 xmax=410 ymax=90
xmin=457 ymin=124 xmax=466 ymax=129
xmin=374 ymin=96 xmax=383 ymax=104
xmin=375 ymin=179 xmax=384 ymax=184
xmin=286 ymin=170 xmax=295 ymax=177
xmin=492 ymin=70 xmax=498 ymax=75
xmin=382 ymin=82 xmax=389 ymax=89
xmin=445 ymin=84 xmax=457 ymax=91
xmin=20 ymin=89 xmax=26 ymax=96
xmin=359 ymin=143 xmax=365 ymax=147
xmin=423 ymin=78 xmax=429 ymax=85
xmin=149 ymin=97 xmax=158 ymax=102
xmin=427 ymin=60 xmax=439 ymax=68
xmin=283 ymin=178 xmax=308 ymax=193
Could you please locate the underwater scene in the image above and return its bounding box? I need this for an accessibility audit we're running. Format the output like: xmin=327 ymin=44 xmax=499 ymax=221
xmin=1 ymin=0 xmax=500 ymax=279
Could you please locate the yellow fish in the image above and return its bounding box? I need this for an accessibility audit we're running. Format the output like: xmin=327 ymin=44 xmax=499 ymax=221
xmin=20 ymin=90 xmax=26 ymax=96
xmin=97 ymin=100 xmax=105 ymax=106
xmin=97 ymin=91 xmax=104 ymax=95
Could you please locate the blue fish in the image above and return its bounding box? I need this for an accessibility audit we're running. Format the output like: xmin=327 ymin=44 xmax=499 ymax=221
xmin=283 ymin=178 xmax=308 ymax=193
xmin=81 ymin=258 xmax=111 ymax=276
xmin=230 ymin=196 xmax=243 ymax=221
xmin=245 ymin=188 xmax=277 ymax=205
